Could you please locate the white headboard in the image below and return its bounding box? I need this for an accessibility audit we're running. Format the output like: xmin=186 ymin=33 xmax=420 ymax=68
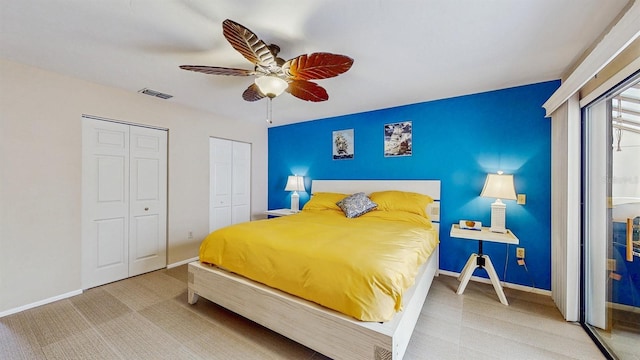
xmin=310 ymin=180 xmax=441 ymax=229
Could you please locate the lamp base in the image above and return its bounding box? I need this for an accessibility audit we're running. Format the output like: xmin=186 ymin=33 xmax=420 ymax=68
xmin=290 ymin=192 xmax=300 ymax=212
xmin=490 ymin=199 xmax=507 ymax=233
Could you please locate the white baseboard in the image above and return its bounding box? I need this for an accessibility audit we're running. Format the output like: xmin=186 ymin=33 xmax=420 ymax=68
xmin=1 ymin=258 xmax=198 ymax=318
xmin=0 ymin=289 xmax=83 ymax=318
xmin=167 ymin=256 xmax=199 ymax=269
xmin=438 ymin=269 xmax=552 ymax=296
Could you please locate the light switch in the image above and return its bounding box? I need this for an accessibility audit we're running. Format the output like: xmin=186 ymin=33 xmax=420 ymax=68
xmin=517 ymin=194 xmax=526 ymax=205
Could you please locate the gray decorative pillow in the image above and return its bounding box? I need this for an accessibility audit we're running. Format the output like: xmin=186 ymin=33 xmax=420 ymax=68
xmin=336 ymin=192 xmax=378 ymax=218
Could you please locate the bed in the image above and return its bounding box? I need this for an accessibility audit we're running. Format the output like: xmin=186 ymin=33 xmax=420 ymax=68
xmin=188 ymin=180 xmax=441 ymax=360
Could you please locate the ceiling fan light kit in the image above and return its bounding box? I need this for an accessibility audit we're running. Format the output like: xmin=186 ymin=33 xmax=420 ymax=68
xmin=179 ymin=19 xmax=353 ymax=123
xmin=254 ymin=75 xmax=288 ymax=98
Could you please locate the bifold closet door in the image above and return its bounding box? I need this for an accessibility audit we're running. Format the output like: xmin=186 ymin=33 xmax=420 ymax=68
xmin=128 ymin=125 xmax=167 ymax=277
xmin=231 ymin=141 xmax=251 ymax=224
xmin=209 ymin=138 xmax=250 ymax=233
xmin=82 ymin=118 xmax=167 ymax=289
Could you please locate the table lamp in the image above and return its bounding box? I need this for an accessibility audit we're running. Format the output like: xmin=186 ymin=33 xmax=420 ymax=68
xmin=284 ymin=175 xmax=305 ymax=212
xmin=480 ymin=171 xmax=517 ymax=233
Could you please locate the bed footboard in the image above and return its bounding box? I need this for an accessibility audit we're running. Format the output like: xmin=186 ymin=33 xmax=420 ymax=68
xmin=187 ymin=245 xmax=438 ymax=360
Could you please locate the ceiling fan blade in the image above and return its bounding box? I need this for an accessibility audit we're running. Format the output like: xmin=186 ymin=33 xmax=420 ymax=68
xmin=222 ymin=19 xmax=278 ymax=68
xmin=242 ymin=83 xmax=266 ymax=102
xmin=179 ymin=65 xmax=255 ymax=76
xmin=283 ymin=53 xmax=354 ymax=81
xmin=287 ymin=80 xmax=329 ymax=102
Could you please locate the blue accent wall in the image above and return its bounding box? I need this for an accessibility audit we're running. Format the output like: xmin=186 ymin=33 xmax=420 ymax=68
xmin=268 ymin=80 xmax=560 ymax=290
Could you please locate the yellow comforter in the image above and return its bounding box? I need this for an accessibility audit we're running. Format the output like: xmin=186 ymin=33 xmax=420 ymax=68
xmin=198 ymin=209 xmax=439 ymax=321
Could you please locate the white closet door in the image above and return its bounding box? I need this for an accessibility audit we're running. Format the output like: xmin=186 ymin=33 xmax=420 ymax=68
xmin=210 ymin=138 xmax=233 ymax=232
xmin=209 ymin=138 xmax=251 ymax=233
xmin=128 ymin=126 xmax=167 ymax=276
xmin=82 ymin=117 xmax=167 ymax=288
xmin=82 ymin=119 xmax=130 ymax=288
xmin=232 ymin=141 xmax=251 ymax=224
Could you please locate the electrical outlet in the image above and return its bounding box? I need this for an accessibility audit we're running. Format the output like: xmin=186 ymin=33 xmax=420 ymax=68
xmin=516 ymin=247 xmax=525 ymax=258
xmin=188 ymin=231 xmax=193 ymax=240
xmin=517 ymin=194 xmax=526 ymax=205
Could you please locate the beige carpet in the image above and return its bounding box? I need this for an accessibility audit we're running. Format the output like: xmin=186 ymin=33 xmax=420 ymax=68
xmin=1 ymin=265 xmax=604 ymax=359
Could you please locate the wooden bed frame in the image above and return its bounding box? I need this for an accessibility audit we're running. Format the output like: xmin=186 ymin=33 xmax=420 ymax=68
xmin=188 ymin=180 xmax=441 ymax=360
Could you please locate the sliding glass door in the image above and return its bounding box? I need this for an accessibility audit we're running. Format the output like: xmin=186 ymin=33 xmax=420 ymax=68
xmin=583 ymin=73 xmax=640 ymax=359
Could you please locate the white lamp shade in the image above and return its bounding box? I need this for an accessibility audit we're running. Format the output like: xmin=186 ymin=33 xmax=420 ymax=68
xmin=284 ymin=175 xmax=305 ymax=192
xmin=284 ymin=175 xmax=305 ymax=212
xmin=255 ymin=76 xmax=288 ymax=98
xmin=481 ymin=172 xmax=516 ymax=233
xmin=480 ymin=173 xmax=517 ymax=200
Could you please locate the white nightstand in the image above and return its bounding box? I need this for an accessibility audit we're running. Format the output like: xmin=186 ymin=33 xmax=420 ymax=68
xmin=450 ymin=224 xmax=519 ymax=305
xmin=264 ymin=208 xmax=299 ymax=217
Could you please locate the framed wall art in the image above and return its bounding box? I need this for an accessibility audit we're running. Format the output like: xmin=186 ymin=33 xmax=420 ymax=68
xmin=384 ymin=121 xmax=412 ymax=157
xmin=332 ymin=129 xmax=354 ymax=160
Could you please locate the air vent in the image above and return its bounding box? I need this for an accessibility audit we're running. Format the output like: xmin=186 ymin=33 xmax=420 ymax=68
xmin=138 ymin=88 xmax=173 ymax=100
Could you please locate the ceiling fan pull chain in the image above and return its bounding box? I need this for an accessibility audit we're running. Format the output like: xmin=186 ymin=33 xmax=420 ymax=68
xmin=266 ymin=97 xmax=273 ymax=124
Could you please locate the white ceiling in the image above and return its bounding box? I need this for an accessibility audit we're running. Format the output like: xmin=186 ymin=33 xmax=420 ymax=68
xmin=0 ymin=0 xmax=631 ymax=126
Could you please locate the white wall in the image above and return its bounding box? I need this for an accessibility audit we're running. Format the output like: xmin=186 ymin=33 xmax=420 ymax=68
xmin=0 ymin=58 xmax=268 ymax=313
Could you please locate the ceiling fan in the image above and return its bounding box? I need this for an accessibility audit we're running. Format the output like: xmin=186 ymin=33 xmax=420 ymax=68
xmin=179 ymin=19 xmax=354 ymax=105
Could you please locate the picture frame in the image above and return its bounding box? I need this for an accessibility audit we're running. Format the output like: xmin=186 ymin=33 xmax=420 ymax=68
xmin=384 ymin=121 xmax=412 ymax=157
xmin=333 ymin=129 xmax=354 ymax=160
